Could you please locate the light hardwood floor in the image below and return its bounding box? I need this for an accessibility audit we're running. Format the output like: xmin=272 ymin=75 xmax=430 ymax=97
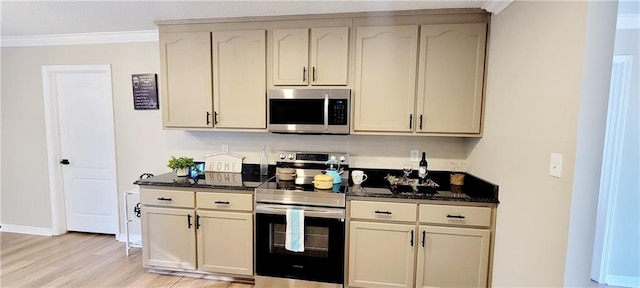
xmin=0 ymin=232 xmax=252 ymax=288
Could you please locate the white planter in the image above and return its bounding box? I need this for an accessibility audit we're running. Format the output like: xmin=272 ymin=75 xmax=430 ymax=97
xmin=176 ymin=168 xmax=189 ymax=177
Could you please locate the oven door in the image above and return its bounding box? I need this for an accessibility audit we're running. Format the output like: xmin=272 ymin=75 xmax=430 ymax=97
xmin=255 ymin=204 xmax=345 ymax=284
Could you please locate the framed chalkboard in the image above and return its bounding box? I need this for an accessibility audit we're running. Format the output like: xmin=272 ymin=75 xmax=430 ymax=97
xmin=132 ymin=73 xmax=159 ymax=110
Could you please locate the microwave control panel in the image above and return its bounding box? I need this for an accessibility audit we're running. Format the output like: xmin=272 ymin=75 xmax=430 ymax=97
xmin=328 ymin=99 xmax=348 ymax=125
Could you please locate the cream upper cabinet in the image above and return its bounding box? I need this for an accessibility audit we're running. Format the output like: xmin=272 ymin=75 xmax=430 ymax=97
xmin=272 ymin=27 xmax=349 ymax=86
xmin=212 ymin=30 xmax=266 ymax=129
xmin=416 ymin=23 xmax=487 ymax=134
xmin=160 ymin=32 xmax=213 ymax=128
xmin=416 ymin=226 xmax=490 ymax=288
xmin=348 ymin=221 xmax=416 ymax=288
xmin=141 ymin=206 xmax=196 ymax=270
xmin=310 ymin=27 xmax=349 ymax=85
xmin=354 ymin=26 xmax=419 ymax=132
xmin=197 ymin=210 xmax=253 ymax=276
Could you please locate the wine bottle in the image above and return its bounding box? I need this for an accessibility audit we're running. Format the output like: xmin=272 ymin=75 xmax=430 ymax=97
xmin=418 ymin=152 xmax=428 ymax=183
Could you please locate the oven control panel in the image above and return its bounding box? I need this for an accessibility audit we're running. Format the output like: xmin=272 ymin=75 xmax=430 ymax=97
xmin=276 ymin=151 xmax=349 ymax=165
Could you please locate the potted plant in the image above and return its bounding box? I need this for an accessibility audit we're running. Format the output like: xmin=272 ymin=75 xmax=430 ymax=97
xmin=167 ymin=156 xmax=195 ymax=177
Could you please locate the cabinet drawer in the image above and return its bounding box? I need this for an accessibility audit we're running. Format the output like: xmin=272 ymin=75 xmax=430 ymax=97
xmin=197 ymin=192 xmax=253 ymax=211
xmin=350 ymin=201 xmax=417 ymax=222
xmin=419 ymin=204 xmax=491 ymax=227
xmin=140 ymin=189 xmax=194 ymax=208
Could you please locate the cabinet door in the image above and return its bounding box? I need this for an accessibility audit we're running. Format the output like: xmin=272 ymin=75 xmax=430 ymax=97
xmin=416 ymin=225 xmax=490 ymax=288
xmin=348 ymin=221 xmax=416 ymax=288
xmin=310 ymin=27 xmax=349 ymax=85
xmin=416 ymin=23 xmax=487 ymax=134
xmin=197 ymin=210 xmax=253 ymax=276
xmin=141 ymin=206 xmax=196 ymax=270
xmin=354 ymin=26 xmax=419 ymax=132
xmin=212 ymin=30 xmax=266 ymax=129
xmin=160 ymin=32 xmax=213 ymax=128
xmin=272 ymin=28 xmax=309 ymax=85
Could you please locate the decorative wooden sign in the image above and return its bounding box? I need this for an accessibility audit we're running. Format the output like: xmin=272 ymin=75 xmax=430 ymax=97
xmin=204 ymin=152 xmax=244 ymax=173
xmin=205 ymin=171 xmax=243 ymax=186
xmin=132 ymin=73 xmax=158 ymax=110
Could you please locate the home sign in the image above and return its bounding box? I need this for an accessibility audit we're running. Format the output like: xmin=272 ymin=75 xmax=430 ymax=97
xmin=204 ymin=152 xmax=244 ymax=173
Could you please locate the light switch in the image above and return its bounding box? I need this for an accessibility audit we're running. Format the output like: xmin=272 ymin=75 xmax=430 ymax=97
xmin=410 ymin=150 xmax=419 ymax=162
xmin=549 ymin=153 xmax=563 ymax=178
xmin=221 ymin=144 xmax=229 ymax=152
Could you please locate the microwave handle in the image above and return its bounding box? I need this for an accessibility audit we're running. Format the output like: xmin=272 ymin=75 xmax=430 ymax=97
xmin=324 ymin=94 xmax=329 ymax=130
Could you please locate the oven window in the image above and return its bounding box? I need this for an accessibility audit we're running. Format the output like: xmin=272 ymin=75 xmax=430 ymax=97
xmin=270 ymin=224 xmax=329 ymax=258
xmin=270 ymin=99 xmax=324 ymax=124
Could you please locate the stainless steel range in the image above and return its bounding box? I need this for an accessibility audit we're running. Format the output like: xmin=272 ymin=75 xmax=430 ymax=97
xmin=255 ymin=151 xmax=349 ymax=286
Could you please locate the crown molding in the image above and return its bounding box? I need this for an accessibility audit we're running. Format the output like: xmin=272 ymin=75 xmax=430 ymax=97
xmin=1 ymin=30 xmax=158 ymax=47
xmin=617 ymin=14 xmax=640 ymax=30
xmin=482 ymin=0 xmax=515 ymax=15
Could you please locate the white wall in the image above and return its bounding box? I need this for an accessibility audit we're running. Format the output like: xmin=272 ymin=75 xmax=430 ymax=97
xmin=465 ymin=1 xmax=615 ymax=286
xmin=0 ymin=42 xmax=468 ymax=234
xmin=564 ymin=1 xmax=618 ymax=286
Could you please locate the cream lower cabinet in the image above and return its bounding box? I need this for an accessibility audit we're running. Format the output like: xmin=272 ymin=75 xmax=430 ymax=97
xmin=141 ymin=189 xmax=197 ymax=270
xmin=141 ymin=188 xmax=253 ymax=277
xmin=416 ymin=226 xmax=490 ymax=288
xmin=348 ymin=221 xmax=416 ymax=288
xmin=348 ymin=201 xmax=493 ymax=288
xmin=196 ymin=191 xmax=253 ymax=276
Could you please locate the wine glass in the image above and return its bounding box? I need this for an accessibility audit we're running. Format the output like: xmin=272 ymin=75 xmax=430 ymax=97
xmin=402 ymin=164 xmax=413 ymax=178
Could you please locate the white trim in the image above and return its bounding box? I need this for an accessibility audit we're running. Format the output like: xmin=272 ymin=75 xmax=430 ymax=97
xmin=482 ymin=0 xmax=514 ymax=15
xmin=606 ymin=274 xmax=640 ymax=287
xmin=617 ymin=14 xmax=640 ymax=30
xmin=42 ymin=65 xmax=117 ymax=236
xmin=0 ymin=224 xmax=55 ymax=236
xmin=592 ymin=55 xmax=633 ymax=283
xmin=1 ymin=30 xmax=158 ymax=47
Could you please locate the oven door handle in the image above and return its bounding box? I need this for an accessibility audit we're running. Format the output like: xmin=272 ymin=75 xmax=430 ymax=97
xmin=256 ymin=204 xmax=345 ymax=220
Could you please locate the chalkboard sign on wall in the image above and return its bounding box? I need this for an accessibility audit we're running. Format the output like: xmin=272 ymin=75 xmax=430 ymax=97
xmin=132 ymin=73 xmax=159 ymax=110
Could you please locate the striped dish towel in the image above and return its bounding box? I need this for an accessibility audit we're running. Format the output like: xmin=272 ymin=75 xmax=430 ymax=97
xmin=285 ymin=208 xmax=305 ymax=252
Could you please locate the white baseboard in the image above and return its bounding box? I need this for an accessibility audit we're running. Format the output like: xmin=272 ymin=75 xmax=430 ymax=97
xmin=607 ymin=274 xmax=640 ymax=287
xmin=0 ymin=224 xmax=54 ymax=236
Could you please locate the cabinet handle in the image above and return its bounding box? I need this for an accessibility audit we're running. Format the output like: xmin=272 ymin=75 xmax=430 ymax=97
xmin=312 ymin=67 xmax=316 ymax=82
xmin=214 ymin=201 xmax=230 ymax=205
xmin=196 ymin=215 xmax=201 ymax=229
xmin=410 ymin=230 xmax=414 ymax=247
xmin=187 ymin=214 xmax=192 ymax=229
xmin=419 ymin=115 xmax=423 ymax=130
xmin=409 ymin=114 xmax=413 ymax=129
xmin=446 ymin=214 xmax=466 ymax=219
xmin=214 ymin=112 xmax=218 ymax=125
xmin=206 ymin=112 xmax=211 ymax=125
xmin=302 ymin=67 xmax=307 ymax=82
xmin=157 ymin=197 xmax=172 ymax=201
xmin=422 ymin=230 xmax=426 ymax=247
xmin=374 ymin=210 xmax=392 ymax=215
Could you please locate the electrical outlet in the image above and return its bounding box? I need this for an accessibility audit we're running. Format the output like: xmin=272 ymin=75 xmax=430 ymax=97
xmin=410 ymin=150 xmax=420 ymax=162
xmin=549 ymin=153 xmax=563 ymax=178
xmin=221 ymin=144 xmax=229 ymax=152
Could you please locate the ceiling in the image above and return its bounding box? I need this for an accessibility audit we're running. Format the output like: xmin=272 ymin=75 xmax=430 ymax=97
xmin=0 ymin=1 xmax=490 ymax=37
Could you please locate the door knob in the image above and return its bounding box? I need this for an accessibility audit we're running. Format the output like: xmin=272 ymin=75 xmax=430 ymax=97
xmin=60 ymin=159 xmax=70 ymax=165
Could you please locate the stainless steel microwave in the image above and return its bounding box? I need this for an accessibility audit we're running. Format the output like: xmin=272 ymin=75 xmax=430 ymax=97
xmin=267 ymin=89 xmax=350 ymax=135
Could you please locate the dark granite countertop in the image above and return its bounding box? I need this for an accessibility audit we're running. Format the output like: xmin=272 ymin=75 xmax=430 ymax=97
xmin=134 ymin=164 xmax=273 ymax=191
xmin=345 ymin=169 xmax=499 ymax=204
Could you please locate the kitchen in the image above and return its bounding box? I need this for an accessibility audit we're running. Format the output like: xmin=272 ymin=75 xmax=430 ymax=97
xmin=0 ymin=1 xmax=634 ymax=288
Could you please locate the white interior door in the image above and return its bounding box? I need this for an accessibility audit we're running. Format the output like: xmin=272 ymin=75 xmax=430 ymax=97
xmin=52 ymin=68 xmax=118 ymax=234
